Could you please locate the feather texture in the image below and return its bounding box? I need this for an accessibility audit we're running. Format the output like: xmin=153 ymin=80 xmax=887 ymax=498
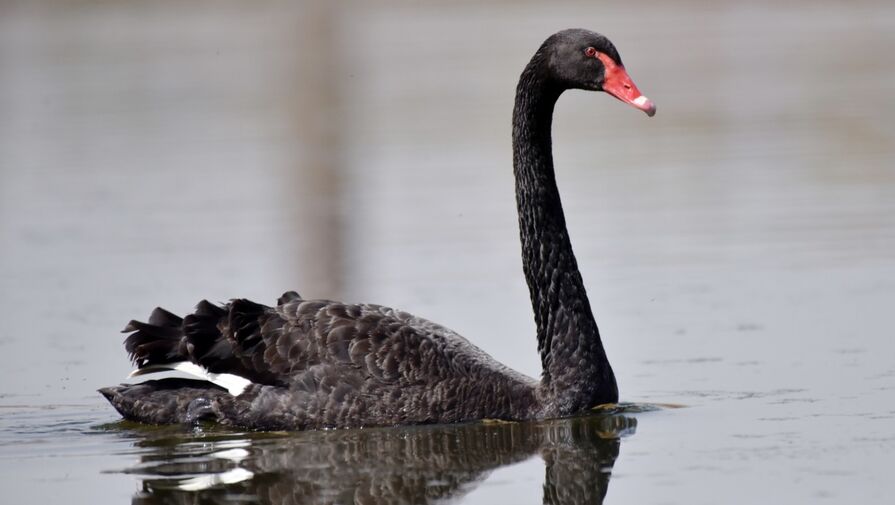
xmin=105 ymin=294 xmax=539 ymax=430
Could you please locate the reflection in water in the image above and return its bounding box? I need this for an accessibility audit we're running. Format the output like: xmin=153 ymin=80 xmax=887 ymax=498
xmin=119 ymin=412 xmax=637 ymax=505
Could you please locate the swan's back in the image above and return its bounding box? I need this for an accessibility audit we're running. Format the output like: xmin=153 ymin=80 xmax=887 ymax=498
xmin=101 ymin=292 xmax=538 ymax=430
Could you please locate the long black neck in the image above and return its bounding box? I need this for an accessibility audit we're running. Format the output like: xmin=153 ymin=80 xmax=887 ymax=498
xmin=512 ymin=55 xmax=618 ymax=414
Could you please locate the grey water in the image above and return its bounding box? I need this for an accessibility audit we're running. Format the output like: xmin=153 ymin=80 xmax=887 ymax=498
xmin=1 ymin=1 xmax=894 ymax=503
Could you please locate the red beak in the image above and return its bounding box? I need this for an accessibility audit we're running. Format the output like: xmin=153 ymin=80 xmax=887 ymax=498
xmin=596 ymin=52 xmax=656 ymax=117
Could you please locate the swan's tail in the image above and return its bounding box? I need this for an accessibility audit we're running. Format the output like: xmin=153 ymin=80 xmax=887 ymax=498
xmin=119 ymin=300 xmax=252 ymax=396
xmin=123 ymin=301 xmax=227 ymax=367
xmin=103 ymin=292 xmax=306 ymax=421
xmin=122 ymin=306 xmax=186 ymax=365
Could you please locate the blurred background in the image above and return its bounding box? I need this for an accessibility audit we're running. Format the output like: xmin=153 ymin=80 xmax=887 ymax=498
xmin=0 ymin=0 xmax=893 ymax=503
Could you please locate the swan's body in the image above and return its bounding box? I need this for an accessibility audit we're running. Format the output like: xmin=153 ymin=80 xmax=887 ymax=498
xmin=100 ymin=29 xmax=655 ymax=430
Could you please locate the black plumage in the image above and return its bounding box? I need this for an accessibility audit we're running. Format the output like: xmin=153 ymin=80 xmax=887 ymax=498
xmin=100 ymin=28 xmax=654 ymax=430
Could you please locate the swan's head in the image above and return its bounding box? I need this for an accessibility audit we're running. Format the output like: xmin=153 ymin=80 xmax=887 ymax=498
xmin=543 ymin=29 xmax=656 ymax=117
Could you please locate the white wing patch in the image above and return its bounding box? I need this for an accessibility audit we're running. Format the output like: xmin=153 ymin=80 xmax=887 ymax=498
xmin=128 ymin=361 xmax=252 ymax=396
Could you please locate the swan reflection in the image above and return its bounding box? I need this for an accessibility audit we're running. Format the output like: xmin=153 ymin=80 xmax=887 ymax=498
xmin=123 ymin=412 xmax=636 ymax=505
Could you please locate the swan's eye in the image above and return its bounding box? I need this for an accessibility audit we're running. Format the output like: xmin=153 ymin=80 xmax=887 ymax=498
xmin=584 ymin=47 xmax=597 ymax=57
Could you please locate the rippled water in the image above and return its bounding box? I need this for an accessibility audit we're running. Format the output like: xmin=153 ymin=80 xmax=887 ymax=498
xmin=2 ymin=403 xmax=647 ymax=504
xmin=1 ymin=1 xmax=894 ymax=504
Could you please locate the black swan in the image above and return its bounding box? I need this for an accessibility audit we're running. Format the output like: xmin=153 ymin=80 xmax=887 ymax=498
xmin=100 ymin=28 xmax=655 ymax=430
